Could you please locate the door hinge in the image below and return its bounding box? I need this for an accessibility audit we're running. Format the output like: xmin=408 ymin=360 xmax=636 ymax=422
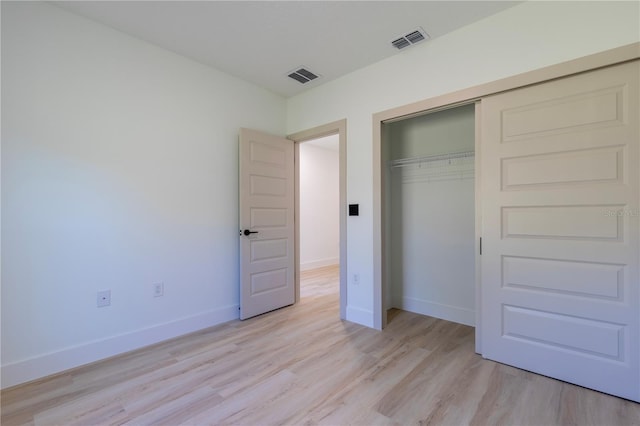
xmin=479 ymin=237 xmax=482 ymax=255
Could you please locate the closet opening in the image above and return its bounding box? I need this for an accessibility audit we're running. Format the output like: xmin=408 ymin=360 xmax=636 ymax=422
xmin=382 ymin=103 xmax=477 ymax=331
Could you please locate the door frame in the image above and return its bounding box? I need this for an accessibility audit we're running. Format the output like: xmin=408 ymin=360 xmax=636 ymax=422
xmin=372 ymin=43 xmax=639 ymax=333
xmin=289 ymin=119 xmax=347 ymax=319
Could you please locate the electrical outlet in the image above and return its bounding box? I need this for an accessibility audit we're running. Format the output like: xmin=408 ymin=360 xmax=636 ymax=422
xmin=153 ymin=282 xmax=164 ymax=297
xmin=97 ymin=290 xmax=111 ymax=307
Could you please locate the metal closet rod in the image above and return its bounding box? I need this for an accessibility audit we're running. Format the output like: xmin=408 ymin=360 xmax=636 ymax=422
xmin=389 ymin=150 xmax=475 ymax=168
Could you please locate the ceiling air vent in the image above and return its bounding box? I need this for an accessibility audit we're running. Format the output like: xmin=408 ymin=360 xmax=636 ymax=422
xmin=391 ymin=27 xmax=429 ymax=50
xmin=287 ymin=67 xmax=320 ymax=84
xmin=391 ymin=37 xmax=411 ymax=50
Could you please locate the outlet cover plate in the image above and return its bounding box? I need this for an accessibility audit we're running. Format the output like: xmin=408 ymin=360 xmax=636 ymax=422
xmin=154 ymin=282 xmax=164 ymax=297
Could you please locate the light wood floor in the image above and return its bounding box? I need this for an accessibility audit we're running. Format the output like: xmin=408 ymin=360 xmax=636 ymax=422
xmin=2 ymin=264 xmax=639 ymax=425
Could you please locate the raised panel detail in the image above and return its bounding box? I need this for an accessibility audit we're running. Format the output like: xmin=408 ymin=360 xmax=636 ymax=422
xmin=251 ymin=208 xmax=287 ymax=228
xmin=251 ymin=239 xmax=287 ymax=262
xmin=250 ymin=141 xmax=286 ymax=167
xmin=503 ymin=256 xmax=623 ymax=300
xmin=481 ymin=62 xmax=640 ymax=401
xmin=250 ymin=268 xmax=287 ymax=295
xmin=250 ymin=175 xmax=286 ymax=196
xmin=502 ymin=205 xmax=623 ymax=241
xmin=503 ymin=305 xmax=624 ymax=360
xmin=501 ymin=87 xmax=623 ymax=142
xmin=502 ymin=146 xmax=623 ymax=190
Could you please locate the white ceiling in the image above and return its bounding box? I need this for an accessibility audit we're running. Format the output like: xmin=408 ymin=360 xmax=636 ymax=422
xmin=53 ymin=1 xmax=520 ymax=98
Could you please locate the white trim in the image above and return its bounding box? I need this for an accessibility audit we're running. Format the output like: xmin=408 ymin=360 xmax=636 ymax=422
xmin=1 ymin=305 xmax=238 ymax=389
xmin=346 ymin=305 xmax=374 ymax=328
xmin=300 ymin=258 xmax=340 ymax=271
xmin=399 ymin=297 xmax=475 ymax=327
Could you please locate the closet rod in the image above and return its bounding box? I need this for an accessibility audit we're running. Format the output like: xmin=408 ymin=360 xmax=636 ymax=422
xmin=389 ymin=150 xmax=474 ymax=168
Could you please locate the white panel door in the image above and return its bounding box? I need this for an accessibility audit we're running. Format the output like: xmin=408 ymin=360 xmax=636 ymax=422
xmin=480 ymin=61 xmax=639 ymax=401
xmin=239 ymin=128 xmax=295 ymax=320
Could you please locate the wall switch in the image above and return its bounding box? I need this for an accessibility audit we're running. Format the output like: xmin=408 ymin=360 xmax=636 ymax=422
xmin=97 ymin=290 xmax=111 ymax=307
xmin=153 ymin=282 xmax=164 ymax=297
xmin=353 ymin=274 xmax=360 ymax=285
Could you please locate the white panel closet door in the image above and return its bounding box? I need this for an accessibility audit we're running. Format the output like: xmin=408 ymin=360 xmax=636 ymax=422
xmin=480 ymin=60 xmax=639 ymax=401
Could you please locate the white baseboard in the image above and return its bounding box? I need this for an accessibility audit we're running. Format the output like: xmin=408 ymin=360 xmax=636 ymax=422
xmin=1 ymin=305 xmax=239 ymax=389
xmin=346 ymin=305 xmax=374 ymax=328
xmin=300 ymin=257 xmax=339 ymax=271
xmin=399 ymin=297 xmax=475 ymax=327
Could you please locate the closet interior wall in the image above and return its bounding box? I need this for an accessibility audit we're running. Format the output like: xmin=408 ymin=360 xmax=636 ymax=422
xmin=384 ymin=104 xmax=476 ymax=326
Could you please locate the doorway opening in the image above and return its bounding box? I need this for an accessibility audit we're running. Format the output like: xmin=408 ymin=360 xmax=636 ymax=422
xmin=299 ymin=135 xmax=340 ymax=299
xmin=289 ymin=119 xmax=347 ymax=319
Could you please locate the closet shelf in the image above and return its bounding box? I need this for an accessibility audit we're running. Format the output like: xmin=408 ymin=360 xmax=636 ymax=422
xmin=389 ymin=150 xmax=474 ymax=168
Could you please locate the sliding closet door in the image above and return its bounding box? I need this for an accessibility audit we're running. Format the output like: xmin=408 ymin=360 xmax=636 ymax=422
xmin=480 ymin=60 xmax=639 ymax=401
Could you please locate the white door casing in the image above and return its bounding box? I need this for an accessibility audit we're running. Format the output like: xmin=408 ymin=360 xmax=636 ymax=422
xmin=239 ymin=128 xmax=295 ymax=320
xmin=480 ymin=61 xmax=639 ymax=401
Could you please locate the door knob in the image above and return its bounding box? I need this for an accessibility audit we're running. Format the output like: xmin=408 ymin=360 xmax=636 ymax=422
xmin=243 ymin=229 xmax=259 ymax=236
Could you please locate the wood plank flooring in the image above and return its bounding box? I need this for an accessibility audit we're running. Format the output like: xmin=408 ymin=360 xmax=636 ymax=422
xmin=2 ymin=264 xmax=639 ymax=425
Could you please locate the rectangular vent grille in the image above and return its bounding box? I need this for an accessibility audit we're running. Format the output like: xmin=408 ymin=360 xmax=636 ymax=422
xmin=287 ymin=67 xmax=319 ymax=84
xmin=391 ymin=37 xmax=411 ymax=50
xmin=391 ymin=27 xmax=429 ymax=50
xmin=405 ymin=30 xmax=425 ymax=44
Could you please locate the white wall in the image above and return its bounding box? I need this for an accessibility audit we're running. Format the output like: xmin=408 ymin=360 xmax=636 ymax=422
xmin=1 ymin=1 xmax=285 ymax=387
xmin=286 ymin=1 xmax=640 ymax=327
xmin=299 ymin=139 xmax=339 ymax=270
xmin=387 ymin=105 xmax=475 ymax=325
